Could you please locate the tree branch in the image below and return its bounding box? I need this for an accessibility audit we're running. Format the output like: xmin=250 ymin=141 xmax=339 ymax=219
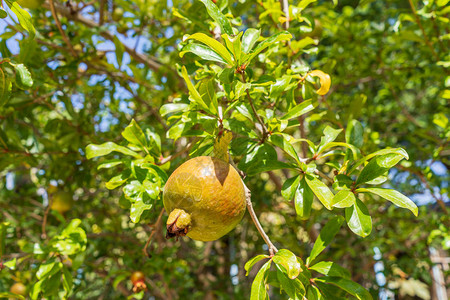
xmin=244 ymin=184 xmax=278 ymax=256
xmin=42 ymin=1 xmax=165 ymax=72
xmin=407 ymin=0 xmax=440 ymax=62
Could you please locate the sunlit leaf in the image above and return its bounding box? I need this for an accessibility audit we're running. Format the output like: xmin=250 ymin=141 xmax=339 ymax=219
xmin=307 ymin=215 xmax=345 ymax=265
xmin=359 ymin=188 xmax=418 ymax=216
xmin=345 ymin=198 xmax=372 ymax=237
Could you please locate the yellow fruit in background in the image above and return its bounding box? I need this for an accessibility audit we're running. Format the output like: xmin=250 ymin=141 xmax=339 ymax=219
xmin=10 ymin=282 xmax=27 ymax=296
xmin=17 ymin=0 xmax=44 ymax=9
xmin=163 ymin=156 xmax=246 ymax=242
xmin=50 ymin=191 xmax=73 ymax=214
xmin=112 ymin=8 xmax=124 ymax=22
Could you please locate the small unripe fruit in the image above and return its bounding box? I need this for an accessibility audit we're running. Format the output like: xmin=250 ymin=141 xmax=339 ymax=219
xmin=50 ymin=191 xmax=73 ymax=214
xmin=130 ymin=271 xmax=146 ymax=293
xmin=10 ymin=282 xmax=26 ymax=296
xmin=163 ymin=156 xmax=246 ymax=241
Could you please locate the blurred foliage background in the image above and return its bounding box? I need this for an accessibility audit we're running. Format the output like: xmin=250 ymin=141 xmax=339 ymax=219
xmin=0 ymin=0 xmax=449 ymax=299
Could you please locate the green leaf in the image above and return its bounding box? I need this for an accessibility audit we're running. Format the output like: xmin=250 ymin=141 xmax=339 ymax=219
xmin=244 ymin=31 xmax=292 ymax=65
xmin=122 ymin=119 xmax=148 ymax=152
xmin=348 ymin=147 xmax=408 ymax=175
xmin=86 ymin=142 xmax=140 ymax=159
xmin=332 ymin=190 xmax=356 ymax=208
xmin=180 ymin=66 xmax=215 ymax=114
xmin=314 ymin=276 xmax=373 ymax=300
xmin=105 ymin=170 xmax=131 ymax=189
xmin=281 ymin=175 xmax=300 ymax=201
xmin=317 ymin=126 xmax=343 ymax=153
xmin=199 ymin=79 xmax=218 ymax=115
xmin=273 ymin=249 xmax=301 ymax=279
xmin=307 ymin=215 xmax=344 ymax=265
xmin=356 ymin=153 xmax=405 ymax=185
xmin=306 ymin=284 xmax=322 ymax=300
xmin=37 ymin=262 xmax=58 ymax=280
xmin=198 ymin=0 xmax=233 ymax=36
xmin=250 ymin=260 xmax=272 ymax=300
xmin=3 ymin=258 xmax=16 ymax=270
xmin=0 ymin=222 xmax=7 ymax=258
xmin=359 ymin=188 xmax=418 ymax=216
xmin=113 ymin=35 xmax=124 ymax=67
xmin=130 ymin=199 xmax=152 ymax=223
xmin=309 ymin=261 xmax=351 ymax=278
xmin=268 ymin=133 xmax=300 ymax=163
xmin=275 ymin=264 xmax=306 ymax=299
xmin=97 ymin=159 xmax=124 ymax=170
xmin=345 ymin=198 xmax=372 ymax=237
xmin=242 ymin=28 xmax=260 ymax=53
xmin=0 ymin=293 xmax=25 ymax=299
xmin=223 ymin=32 xmax=243 ymax=64
xmin=185 ymin=33 xmax=233 ymax=65
xmin=0 ymin=67 xmax=12 ymax=106
xmin=305 ymin=174 xmax=333 ymax=210
xmin=160 ymin=103 xmax=189 ymax=117
xmin=245 ymin=254 xmax=270 ymax=276
xmin=218 ymin=67 xmax=235 ymax=84
xmin=10 ymin=63 xmax=33 ymax=90
xmin=345 ymin=120 xmax=363 ymax=148
xmin=180 ymin=43 xmax=228 ymax=64
xmin=280 ymin=99 xmax=316 ymax=120
xmin=62 ymin=265 xmax=73 ymax=294
xmin=0 ymin=8 xmax=7 ymax=19
xmin=295 ymin=177 xmax=314 ymax=219
xmin=6 ymin=0 xmax=35 ymax=39
xmin=247 ymin=160 xmax=297 ymax=176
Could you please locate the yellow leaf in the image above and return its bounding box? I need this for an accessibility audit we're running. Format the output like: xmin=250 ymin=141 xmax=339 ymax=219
xmin=310 ymin=70 xmax=331 ymax=95
xmin=213 ymin=130 xmax=233 ymax=162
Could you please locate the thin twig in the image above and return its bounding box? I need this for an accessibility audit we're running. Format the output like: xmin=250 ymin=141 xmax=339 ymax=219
xmin=240 ymin=72 xmax=268 ymax=141
xmin=48 ymin=0 xmax=77 ymax=57
xmin=314 ymin=169 xmax=334 ymax=185
xmin=407 ymin=0 xmax=439 ymax=61
xmin=143 ymin=208 xmax=165 ymax=257
xmin=243 ymin=184 xmax=278 ymax=256
xmin=41 ymin=197 xmax=53 ymax=239
xmin=43 ymin=1 xmax=165 ymax=72
xmin=158 ymin=139 xmax=198 ymax=165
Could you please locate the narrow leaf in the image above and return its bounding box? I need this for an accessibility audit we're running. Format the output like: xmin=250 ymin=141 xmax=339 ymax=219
xmin=360 ymin=188 xmax=418 ymax=216
xmin=309 ymin=261 xmax=350 ymax=278
xmin=198 ymin=0 xmax=234 ymax=36
xmin=185 ymin=33 xmax=233 ymax=65
xmin=180 ymin=43 xmax=228 ymax=64
xmin=307 ymin=215 xmax=345 ymax=265
xmin=250 ymin=260 xmax=272 ymax=300
xmin=245 ymin=255 xmax=270 ymax=276
xmin=244 ymin=31 xmax=292 ymax=65
xmin=86 ymin=142 xmax=140 ymax=159
xmin=6 ymin=0 xmax=35 ymax=39
xmin=281 ymin=175 xmax=300 ymax=201
xmin=280 ymin=99 xmax=316 ymax=120
xmin=314 ymin=276 xmax=373 ymax=300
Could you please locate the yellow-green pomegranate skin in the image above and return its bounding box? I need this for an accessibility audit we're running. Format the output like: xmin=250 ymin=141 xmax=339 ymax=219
xmin=163 ymin=156 xmax=246 ymax=241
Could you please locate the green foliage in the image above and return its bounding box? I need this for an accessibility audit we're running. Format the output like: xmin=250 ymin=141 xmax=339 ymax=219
xmin=1 ymin=0 xmax=447 ymax=298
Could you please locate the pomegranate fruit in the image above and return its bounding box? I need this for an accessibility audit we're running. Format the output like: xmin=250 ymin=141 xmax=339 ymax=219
xmin=163 ymin=156 xmax=246 ymax=241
